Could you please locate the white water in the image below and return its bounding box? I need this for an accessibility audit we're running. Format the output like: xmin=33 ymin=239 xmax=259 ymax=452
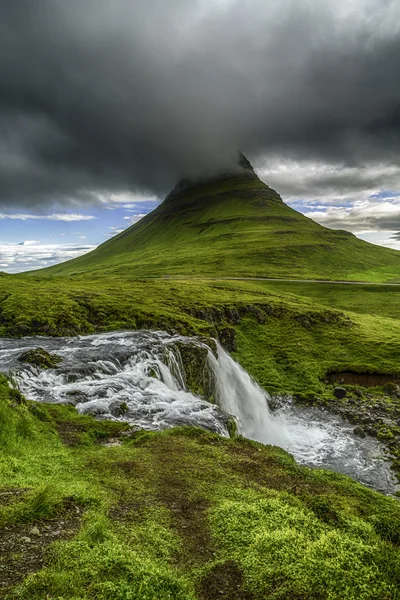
xmin=0 ymin=331 xmax=398 ymax=495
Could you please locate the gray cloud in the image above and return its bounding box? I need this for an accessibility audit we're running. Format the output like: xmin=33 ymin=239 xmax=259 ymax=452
xmin=1 ymin=0 xmax=400 ymax=208
xmin=304 ymin=200 xmax=400 ymax=233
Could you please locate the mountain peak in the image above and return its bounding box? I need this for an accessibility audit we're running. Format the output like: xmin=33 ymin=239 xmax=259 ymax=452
xmin=166 ymin=151 xmax=257 ymax=200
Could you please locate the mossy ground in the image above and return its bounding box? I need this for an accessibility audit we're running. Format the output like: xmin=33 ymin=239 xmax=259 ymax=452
xmin=2 ymin=275 xmax=400 ymax=396
xmin=1 ymin=375 xmax=400 ymax=599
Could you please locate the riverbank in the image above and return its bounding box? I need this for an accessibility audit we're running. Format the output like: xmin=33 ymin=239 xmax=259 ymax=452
xmin=1 ymin=376 xmax=400 ymax=599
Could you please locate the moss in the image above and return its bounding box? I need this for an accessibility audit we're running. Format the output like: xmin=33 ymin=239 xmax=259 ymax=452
xmin=1 ymin=379 xmax=400 ymax=598
xmin=17 ymin=348 xmax=62 ymax=369
xmin=175 ymin=341 xmax=216 ymax=401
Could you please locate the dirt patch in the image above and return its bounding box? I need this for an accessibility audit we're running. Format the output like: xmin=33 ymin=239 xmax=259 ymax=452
xmin=198 ymin=560 xmax=254 ymax=600
xmin=51 ymin=419 xmax=88 ymax=447
xmin=152 ymin=442 xmax=215 ymax=568
xmin=0 ymin=502 xmax=82 ymax=597
xmin=327 ymin=371 xmax=400 ymax=387
xmin=0 ymin=489 xmax=30 ymax=507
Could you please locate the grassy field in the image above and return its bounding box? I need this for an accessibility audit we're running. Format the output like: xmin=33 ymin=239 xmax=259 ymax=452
xmin=1 ymin=376 xmax=400 ymax=599
xmin=2 ymin=274 xmax=400 ymax=398
xmin=34 ymin=173 xmax=400 ymax=282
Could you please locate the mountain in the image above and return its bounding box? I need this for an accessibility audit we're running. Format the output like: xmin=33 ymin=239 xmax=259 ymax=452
xmin=43 ymin=156 xmax=400 ymax=282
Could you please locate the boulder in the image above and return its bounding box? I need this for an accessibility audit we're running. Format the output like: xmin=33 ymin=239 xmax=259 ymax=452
xmin=175 ymin=341 xmax=216 ymax=401
xmin=333 ymin=387 xmax=347 ymax=399
xmin=18 ymin=347 xmax=62 ymax=369
xmin=353 ymin=426 xmax=366 ymax=438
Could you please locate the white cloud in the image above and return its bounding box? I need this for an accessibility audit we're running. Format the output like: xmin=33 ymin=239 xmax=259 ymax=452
xmin=0 ymin=213 xmax=96 ymax=221
xmin=257 ymin=158 xmax=400 ymax=207
xmin=304 ymin=199 xmax=400 ymax=233
xmin=0 ymin=241 xmax=96 ymax=273
xmin=96 ymin=191 xmax=159 ymax=206
xmin=123 ymin=213 xmax=147 ymax=225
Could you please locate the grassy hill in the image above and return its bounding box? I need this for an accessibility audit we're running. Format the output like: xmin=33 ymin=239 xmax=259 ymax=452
xmin=41 ymin=166 xmax=400 ymax=282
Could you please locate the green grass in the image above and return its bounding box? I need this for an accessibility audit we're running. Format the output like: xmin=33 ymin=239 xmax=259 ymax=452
xmin=1 ymin=377 xmax=400 ymax=599
xmin=30 ymin=173 xmax=400 ymax=282
xmin=2 ymin=275 xmax=400 ymax=397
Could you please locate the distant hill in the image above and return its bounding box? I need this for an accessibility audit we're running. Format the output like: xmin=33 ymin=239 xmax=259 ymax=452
xmin=41 ymin=156 xmax=400 ymax=282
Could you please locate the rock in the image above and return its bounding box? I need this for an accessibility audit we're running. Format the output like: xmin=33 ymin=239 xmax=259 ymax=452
xmin=226 ymin=416 xmax=239 ymax=438
xmin=354 ymin=389 xmax=363 ymax=398
xmin=384 ymin=382 xmax=399 ymax=396
xmin=18 ymin=348 xmax=62 ymax=369
xmin=20 ymin=536 xmax=31 ymax=543
xmin=379 ymin=417 xmax=396 ymax=428
xmin=109 ymin=400 xmax=129 ymax=417
xmin=175 ymin=341 xmax=216 ymax=401
xmin=29 ymin=526 xmax=40 ymax=536
xmin=353 ymin=426 xmax=366 ymax=438
xmin=333 ymin=387 xmax=347 ymax=399
xmin=217 ymin=327 xmax=237 ymax=352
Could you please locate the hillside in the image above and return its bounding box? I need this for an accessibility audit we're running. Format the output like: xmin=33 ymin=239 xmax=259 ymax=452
xmin=41 ymin=158 xmax=400 ymax=282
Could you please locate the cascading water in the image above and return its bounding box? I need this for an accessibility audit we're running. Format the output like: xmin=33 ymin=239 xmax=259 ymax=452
xmin=0 ymin=331 xmax=398 ymax=495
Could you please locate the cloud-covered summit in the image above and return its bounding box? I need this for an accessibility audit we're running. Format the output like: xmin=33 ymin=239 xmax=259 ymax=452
xmin=1 ymin=0 xmax=400 ymax=209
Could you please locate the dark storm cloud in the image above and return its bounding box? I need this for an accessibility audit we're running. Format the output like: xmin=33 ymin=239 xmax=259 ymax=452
xmin=1 ymin=0 xmax=400 ymax=208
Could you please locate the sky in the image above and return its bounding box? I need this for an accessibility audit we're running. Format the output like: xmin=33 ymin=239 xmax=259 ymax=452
xmin=1 ymin=0 xmax=400 ymax=273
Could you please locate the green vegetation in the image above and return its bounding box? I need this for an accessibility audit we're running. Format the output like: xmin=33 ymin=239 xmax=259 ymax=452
xmin=2 ymin=276 xmax=400 ymax=397
xmin=34 ymin=173 xmax=400 ymax=282
xmin=1 ymin=376 xmax=400 ymax=599
xmin=2 ymin=166 xmax=400 ymax=597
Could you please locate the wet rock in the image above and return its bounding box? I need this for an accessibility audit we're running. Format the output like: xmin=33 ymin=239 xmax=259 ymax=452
xmin=217 ymin=327 xmax=237 ymax=352
xmin=66 ymin=390 xmax=87 ymax=404
xmin=334 ymin=387 xmax=347 ymax=399
xmin=175 ymin=341 xmax=216 ymax=401
xmin=353 ymin=426 xmax=366 ymax=438
xmin=226 ymin=416 xmax=239 ymax=438
xmin=109 ymin=401 xmax=129 ymax=418
xmin=18 ymin=348 xmax=62 ymax=370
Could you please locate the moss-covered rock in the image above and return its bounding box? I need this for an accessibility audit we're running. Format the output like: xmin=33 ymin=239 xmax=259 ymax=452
xmin=175 ymin=340 xmax=216 ymax=401
xmin=18 ymin=348 xmax=62 ymax=370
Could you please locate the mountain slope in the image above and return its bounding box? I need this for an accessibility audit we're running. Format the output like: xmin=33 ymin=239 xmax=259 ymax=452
xmin=43 ymin=164 xmax=400 ymax=282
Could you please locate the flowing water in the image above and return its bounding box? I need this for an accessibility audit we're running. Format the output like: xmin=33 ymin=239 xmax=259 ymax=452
xmin=0 ymin=331 xmax=398 ymax=495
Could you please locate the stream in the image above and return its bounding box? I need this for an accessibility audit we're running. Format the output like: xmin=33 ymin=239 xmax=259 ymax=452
xmin=0 ymin=330 xmax=398 ymax=495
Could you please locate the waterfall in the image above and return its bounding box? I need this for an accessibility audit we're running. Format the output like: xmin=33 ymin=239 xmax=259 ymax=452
xmin=208 ymin=343 xmax=288 ymax=447
xmin=0 ymin=330 xmax=398 ymax=494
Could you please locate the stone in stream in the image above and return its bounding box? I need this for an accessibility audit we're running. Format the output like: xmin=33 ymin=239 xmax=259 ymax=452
xmin=333 ymin=387 xmax=347 ymax=399
xmin=353 ymin=426 xmax=366 ymax=438
xmin=18 ymin=348 xmax=62 ymax=370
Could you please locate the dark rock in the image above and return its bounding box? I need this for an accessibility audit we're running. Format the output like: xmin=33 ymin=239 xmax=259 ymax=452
xmin=354 ymin=389 xmax=363 ymax=398
xmin=18 ymin=348 xmax=62 ymax=370
xmin=175 ymin=341 xmax=216 ymax=401
xmin=333 ymin=387 xmax=347 ymax=399
xmin=353 ymin=426 xmax=366 ymax=438
xmin=109 ymin=401 xmax=129 ymax=418
xmin=225 ymin=308 xmax=241 ymax=325
xmin=384 ymin=382 xmax=399 ymax=396
xmin=217 ymin=327 xmax=237 ymax=352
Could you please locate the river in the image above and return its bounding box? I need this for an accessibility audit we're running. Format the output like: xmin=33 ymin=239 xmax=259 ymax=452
xmin=0 ymin=330 xmax=398 ymax=495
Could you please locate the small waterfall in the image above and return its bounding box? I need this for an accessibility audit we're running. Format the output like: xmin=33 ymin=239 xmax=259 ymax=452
xmin=0 ymin=330 xmax=398 ymax=494
xmin=208 ymin=343 xmax=288 ymax=447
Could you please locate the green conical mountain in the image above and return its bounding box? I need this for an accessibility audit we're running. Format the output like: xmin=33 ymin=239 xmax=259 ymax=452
xmin=44 ymin=156 xmax=400 ymax=282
